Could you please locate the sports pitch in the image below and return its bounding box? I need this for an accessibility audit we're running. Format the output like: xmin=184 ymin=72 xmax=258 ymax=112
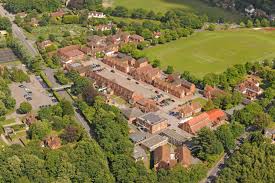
xmin=144 ymin=29 xmax=275 ymax=77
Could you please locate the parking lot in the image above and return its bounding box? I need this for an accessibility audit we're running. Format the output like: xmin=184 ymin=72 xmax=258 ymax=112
xmin=10 ymin=75 xmax=55 ymax=111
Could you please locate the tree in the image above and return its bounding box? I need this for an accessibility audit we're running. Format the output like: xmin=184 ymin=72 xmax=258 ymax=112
xmin=60 ymin=100 xmax=74 ymax=116
xmin=203 ymin=100 xmax=215 ymax=111
xmin=217 ymin=139 xmax=275 ymax=183
xmin=195 ymin=128 xmax=224 ymax=161
xmin=0 ymin=17 xmax=12 ymax=32
xmin=0 ymin=100 xmax=7 ymax=116
xmin=152 ymin=59 xmax=161 ymax=68
xmin=261 ymin=18 xmax=270 ymax=27
xmin=246 ymin=20 xmax=253 ymax=28
xmin=239 ymin=21 xmax=245 ymax=28
xmin=60 ymin=125 xmax=82 ymax=143
xmin=165 ymin=65 xmax=174 ymax=74
xmin=268 ymin=106 xmax=275 ymax=121
xmin=254 ymin=19 xmax=261 ymax=27
xmin=215 ymin=125 xmax=235 ymax=151
xmin=18 ymin=102 xmax=32 ymax=114
xmin=208 ymin=24 xmax=216 ymax=31
xmin=3 ymin=97 xmax=16 ymax=110
xmin=229 ymin=122 xmax=245 ymax=138
xmin=29 ymin=121 xmax=51 ymax=140
xmin=82 ymin=82 xmax=98 ymax=105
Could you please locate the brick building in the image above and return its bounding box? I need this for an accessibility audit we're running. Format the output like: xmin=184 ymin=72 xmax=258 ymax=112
xmin=131 ymin=65 xmax=161 ymax=84
xmin=134 ymin=98 xmax=159 ymax=113
xmin=44 ymin=136 xmax=61 ymax=150
xmin=135 ymin=113 xmax=168 ymax=134
xmin=130 ymin=34 xmax=144 ymax=43
xmin=178 ymin=102 xmax=202 ymax=118
xmin=102 ymin=57 xmax=130 ymax=73
xmin=153 ymin=78 xmax=186 ymax=98
xmin=86 ymin=70 xmax=142 ymax=101
xmin=179 ymin=109 xmax=226 ymax=134
xmin=154 ymin=145 xmax=192 ymax=170
xmin=235 ymin=76 xmax=263 ymax=100
xmin=204 ymin=85 xmax=226 ymax=99
xmin=206 ymin=109 xmax=227 ymax=126
xmin=179 ymin=113 xmax=211 ymax=135
xmin=57 ymin=45 xmax=85 ymax=65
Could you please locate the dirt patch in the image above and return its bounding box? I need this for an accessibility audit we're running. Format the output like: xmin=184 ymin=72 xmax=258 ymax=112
xmin=263 ymin=27 xmax=275 ymax=31
xmin=102 ymin=0 xmax=112 ymax=7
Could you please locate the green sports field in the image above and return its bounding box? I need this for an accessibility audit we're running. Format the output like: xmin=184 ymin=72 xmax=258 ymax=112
xmin=105 ymin=0 xmax=241 ymax=21
xmin=144 ymin=29 xmax=275 ymax=78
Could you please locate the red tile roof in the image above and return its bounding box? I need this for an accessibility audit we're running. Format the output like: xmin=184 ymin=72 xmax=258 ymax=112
xmin=206 ymin=109 xmax=226 ymax=122
xmin=180 ymin=112 xmax=211 ymax=134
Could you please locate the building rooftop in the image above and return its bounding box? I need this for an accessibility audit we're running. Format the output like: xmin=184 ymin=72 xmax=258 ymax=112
xmin=141 ymin=135 xmax=168 ymax=151
xmin=93 ymin=69 xmax=156 ymax=98
xmin=130 ymin=132 xmax=147 ymax=143
xmin=206 ymin=109 xmax=226 ymax=121
xmin=139 ymin=113 xmax=166 ymax=125
xmin=160 ymin=129 xmax=187 ymax=143
xmin=132 ymin=145 xmax=147 ymax=160
xmin=121 ymin=107 xmax=144 ymax=120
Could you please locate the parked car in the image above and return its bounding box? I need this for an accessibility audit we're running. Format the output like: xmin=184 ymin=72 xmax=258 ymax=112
xmin=111 ymin=70 xmax=115 ymax=73
xmin=26 ymin=97 xmax=32 ymax=101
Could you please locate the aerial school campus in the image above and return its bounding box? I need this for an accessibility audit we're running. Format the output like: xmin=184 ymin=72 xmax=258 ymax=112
xmin=0 ymin=0 xmax=274 ymax=183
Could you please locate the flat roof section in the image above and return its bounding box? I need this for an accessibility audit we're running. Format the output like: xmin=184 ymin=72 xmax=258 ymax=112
xmin=95 ymin=69 xmax=156 ymax=98
xmin=139 ymin=113 xmax=166 ymax=125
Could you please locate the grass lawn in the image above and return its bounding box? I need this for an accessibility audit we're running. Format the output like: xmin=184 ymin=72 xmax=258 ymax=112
xmin=25 ymin=24 xmax=87 ymax=40
xmin=0 ymin=118 xmax=16 ymax=126
xmin=192 ymin=98 xmax=208 ymax=107
xmin=106 ymin=0 xmax=241 ymax=22
xmin=144 ymin=29 xmax=275 ymax=78
xmin=111 ymin=16 xmax=161 ymax=25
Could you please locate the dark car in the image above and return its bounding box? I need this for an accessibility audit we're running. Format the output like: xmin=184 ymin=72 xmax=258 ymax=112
xmin=26 ymin=97 xmax=32 ymax=101
xmin=111 ymin=70 xmax=115 ymax=73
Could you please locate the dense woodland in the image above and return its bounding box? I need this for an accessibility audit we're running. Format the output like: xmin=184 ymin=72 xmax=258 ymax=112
xmin=216 ymin=133 xmax=275 ymax=182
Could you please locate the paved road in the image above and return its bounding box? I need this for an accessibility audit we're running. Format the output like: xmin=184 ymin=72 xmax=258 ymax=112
xmin=0 ymin=5 xmax=39 ymax=56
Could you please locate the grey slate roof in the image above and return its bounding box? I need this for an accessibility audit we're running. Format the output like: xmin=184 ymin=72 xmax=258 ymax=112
xmin=121 ymin=108 xmax=144 ymax=120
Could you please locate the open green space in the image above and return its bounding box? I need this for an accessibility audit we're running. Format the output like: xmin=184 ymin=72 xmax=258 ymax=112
xmin=25 ymin=24 xmax=87 ymax=40
xmin=106 ymin=0 xmax=241 ymax=21
xmin=144 ymin=29 xmax=275 ymax=78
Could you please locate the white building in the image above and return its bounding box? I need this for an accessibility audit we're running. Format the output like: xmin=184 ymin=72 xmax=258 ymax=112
xmin=88 ymin=11 xmax=106 ymax=19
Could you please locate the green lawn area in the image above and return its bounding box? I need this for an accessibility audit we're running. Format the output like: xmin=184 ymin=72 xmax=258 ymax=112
xmin=192 ymin=98 xmax=207 ymax=107
xmin=144 ymin=29 xmax=275 ymax=78
xmin=0 ymin=118 xmax=16 ymax=126
xmin=25 ymin=24 xmax=87 ymax=40
xmin=106 ymin=0 xmax=241 ymax=22
xmin=111 ymin=16 xmax=161 ymax=24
